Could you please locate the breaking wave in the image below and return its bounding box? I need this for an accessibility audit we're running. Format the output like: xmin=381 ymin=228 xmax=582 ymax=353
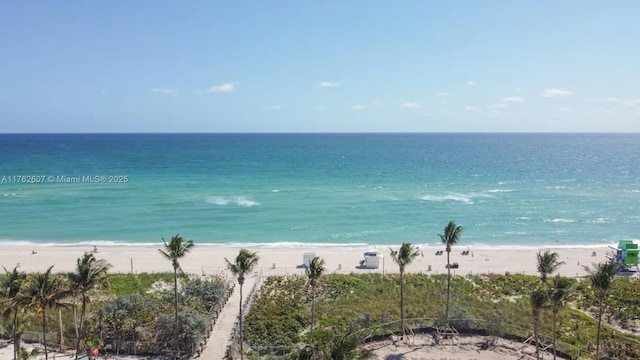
xmin=206 ymin=196 xmax=260 ymax=207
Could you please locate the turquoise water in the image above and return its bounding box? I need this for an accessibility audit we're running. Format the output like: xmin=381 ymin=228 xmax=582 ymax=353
xmin=1 ymin=133 xmax=639 ymax=247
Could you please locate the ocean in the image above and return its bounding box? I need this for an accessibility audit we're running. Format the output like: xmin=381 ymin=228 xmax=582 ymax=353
xmin=1 ymin=133 xmax=639 ymax=248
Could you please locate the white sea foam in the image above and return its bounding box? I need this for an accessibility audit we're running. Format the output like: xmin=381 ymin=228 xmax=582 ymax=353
xmin=206 ymin=196 xmax=260 ymax=207
xmin=419 ymin=191 xmax=497 ymax=204
xmin=587 ymin=218 xmax=609 ymax=224
xmin=545 ymin=218 xmax=575 ymax=223
xmin=504 ymin=231 xmax=528 ymax=235
xmin=330 ymin=230 xmax=385 ymax=240
xmin=545 ymin=186 xmax=567 ymax=190
xmin=235 ymin=196 xmax=260 ymax=207
xmin=486 ymin=189 xmax=514 ymax=193
xmin=516 ymin=216 xmax=531 ymax=220
xmin=497 ymin=180 xmax=523 ymax=186
xmin=420 ymin=194 xmax=474 ymax=204
xmin=271 ymin=189 xmax=280 ymax=192
xmin=206 ymin=196 xmax=231 ymax=205
xmin=0 ymin=238 xmax=620 ymax=250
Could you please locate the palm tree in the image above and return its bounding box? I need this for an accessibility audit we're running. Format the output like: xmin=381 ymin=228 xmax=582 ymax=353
xmin=549 ymin=276 xmax=573 ymax=360
xmin=158 ymin=234 xmax=194 ymax=357
xmin=21 ymin=266 xmax=70 ymax=360
xmin=438 ymin=220 xmax=463 ymax=323
xmin=530 ymin=287 xmax=549 ymax=360
xmin=305 ymin=256 xmax=325 ymax=355
xmin=68 ymin=253 xmax=111 ymax=359
xmin=536 ymin=250 xmax=565 ymax=284
xmin=17 ymin=347 xmax=40 ymax=360
xmin=2 ymin=266 xmax=27 ymax=360
xmin=584 ymin=262 xmax=618 ymax=359
xmin=389 ymin=242 xmax=420 ymax=337
xmin=225 ymin=249 xmax=259 ymax=360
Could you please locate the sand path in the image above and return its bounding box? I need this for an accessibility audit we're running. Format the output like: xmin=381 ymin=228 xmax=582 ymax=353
xmin=368 ymin=333 xmax=541 ymax=359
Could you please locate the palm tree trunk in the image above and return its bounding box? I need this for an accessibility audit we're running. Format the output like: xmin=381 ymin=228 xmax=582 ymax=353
xmin=596 ymin=292 xmax=604 ymax=360
xmin=446 ymin=249 xmax=451 ymax=324
xmin=400 ymin=270 xmax=405 ymax=337
xmin=533 ymin=309 xmax=540 ymax=360
xmin=239 ymin=282 xmax=244 ymax=360
xmin=80 ymin=295 xmax=88 ymax=352
xmin=59 ymin=309 xmax=65 ymax=351
xmin=310 ymin=283 xmax=316 ymax=356
xmin=74 ymin=299 xmax=80 ymax=360
xmin=42 ymin=309 xmax=48 ymax=360
xmin=12 ymin=309 xmax=18 ymax=360
xmin=553 ymin=310 xmax=557 ymax=360
xmin=174 ymin=268 xmax=179 ymax=359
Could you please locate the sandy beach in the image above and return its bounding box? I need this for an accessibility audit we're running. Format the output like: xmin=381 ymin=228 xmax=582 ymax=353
xmin=1 ymin=243 xmax=612 ymax=278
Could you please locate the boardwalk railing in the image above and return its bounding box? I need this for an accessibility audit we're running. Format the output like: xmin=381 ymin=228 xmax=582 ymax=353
xmin=193 ymin=277 xmax=236 ymax=357
xmin=244 ymin=317 xmax=595 ymax=359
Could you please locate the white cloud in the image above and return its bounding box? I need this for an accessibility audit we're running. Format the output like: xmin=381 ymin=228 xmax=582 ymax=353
xmin=352 ymin=104 xmax=366 ymax=110
xmin=401 ymin=102 xmax=421 ymax=109
xmin=317 ymin=81 xmax=340 ymax=88
xmin=151 ymin=88 xmax=178 ymax=94
xmin=488 ymin=103 xmax=507 ymax=109
xmin=465 ymin=106 xmax=480 ymax=111
xmin=602 ymin=97 xmax=640 ymax=106
xmin=207 ymin=83 xmax=236 ymax=93
xmin=501 ymin=96 xmax=525 ymax=103
xmin=467 ymin=81 xmax=475 ymax=85
xmin=435 ymin=92 xmax=449 ymax=96
xmin=541 ymin=88 xmax=572 ymax=98
xmin=265 ymin=105 xmax=282 ymax=111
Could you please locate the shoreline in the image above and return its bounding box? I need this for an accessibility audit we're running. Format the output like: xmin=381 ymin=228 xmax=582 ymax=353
xmin=0 ymin=244 xmax=616 ymax=278
xmin=0 ymin=240 xmax=623 ymax=250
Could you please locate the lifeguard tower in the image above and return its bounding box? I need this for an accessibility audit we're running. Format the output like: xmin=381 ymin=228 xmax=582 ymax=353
xmin=359 ymin=249 xmax=383 ymax=269
xmin=615 ymin=240 xmax=640 ymax=270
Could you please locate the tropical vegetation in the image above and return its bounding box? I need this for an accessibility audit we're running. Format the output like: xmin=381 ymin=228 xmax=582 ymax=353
xmin=243 ymin=272 xmax=640 ymax=359
xmin=1 ymin=265 xmax=27 ymax=360
xmin=0 ymin=240 xmax=230 ymax=359
xmin=305 ymin=256 xmax=325 ymax=356
xmin=537 ymin=250 xmax=566 ymax=285
xmin=158 ymin=234 xmax=195 ymax=357
xmin=68 ymin=253 xmax=111 ymax=358
xmin=1 ymin=247 xmax=639 ymax=360
xmin=438 ymin=220 xmax=463 ymax=323
xmin=389 ymin=242 xmax=420 ymax=337
xmin=584 ymin=261 xmax=619 ymax=359
xmin=226 ymin=248 xmax=260 ymax=360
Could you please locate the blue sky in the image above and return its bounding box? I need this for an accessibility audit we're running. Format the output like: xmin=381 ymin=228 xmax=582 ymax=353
xmin=1 ymin=1 xmax=639 ymax=133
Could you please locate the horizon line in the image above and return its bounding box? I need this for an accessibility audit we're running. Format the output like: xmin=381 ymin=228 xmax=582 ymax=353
xmin=2 ymin=131 xmax=639 ymax=135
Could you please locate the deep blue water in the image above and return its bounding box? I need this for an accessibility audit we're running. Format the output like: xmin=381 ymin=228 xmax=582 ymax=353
xmin=1 ymin=133 xmax=639 ymax=247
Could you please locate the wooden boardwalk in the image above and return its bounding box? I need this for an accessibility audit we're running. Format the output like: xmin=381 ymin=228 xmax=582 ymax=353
xmin=199 ymin=276 xmax=258 ymax=360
